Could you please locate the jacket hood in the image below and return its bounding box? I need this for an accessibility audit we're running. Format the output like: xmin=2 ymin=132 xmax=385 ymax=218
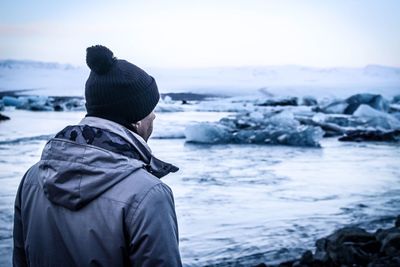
xmin=39 ymin=117 xmax=178 ymax=211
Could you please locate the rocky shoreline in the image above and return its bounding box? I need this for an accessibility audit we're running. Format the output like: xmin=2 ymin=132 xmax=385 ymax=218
xmin=255 ymin=216 xmax=400 ymax=267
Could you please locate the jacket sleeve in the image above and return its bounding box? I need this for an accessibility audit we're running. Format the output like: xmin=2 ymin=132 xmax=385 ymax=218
xmin=13 ymin=175 xmax=28 ymax=267
xmin=128 ymin=183 xmax=182 ymax=267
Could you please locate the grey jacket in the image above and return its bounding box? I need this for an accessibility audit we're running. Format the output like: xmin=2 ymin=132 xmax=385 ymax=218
xmin=13 ymin=117 xmax=182 ymax=267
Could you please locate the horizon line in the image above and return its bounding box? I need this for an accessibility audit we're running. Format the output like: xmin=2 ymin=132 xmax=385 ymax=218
xmin=1 ymin=58 xmax=400 ymax=70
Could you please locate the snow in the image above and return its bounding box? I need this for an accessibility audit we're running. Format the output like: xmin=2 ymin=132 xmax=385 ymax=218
xmin=1 ymin=60 xmax=400 ymax=98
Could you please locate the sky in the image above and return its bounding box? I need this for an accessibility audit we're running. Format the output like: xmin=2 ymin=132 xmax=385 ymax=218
xmin=0 ymin=0 xmax=399 ymax=68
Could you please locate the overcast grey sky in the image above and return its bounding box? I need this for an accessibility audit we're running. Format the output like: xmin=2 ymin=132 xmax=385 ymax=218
xmin=1 ymin=0 xmax=399 ymax=68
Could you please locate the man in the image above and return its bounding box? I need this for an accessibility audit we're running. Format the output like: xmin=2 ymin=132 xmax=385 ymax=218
xmin=13 ymin=45 xmax=182 ymax=267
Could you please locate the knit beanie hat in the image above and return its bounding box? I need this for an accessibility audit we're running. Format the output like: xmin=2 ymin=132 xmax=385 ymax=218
xmin=85 ymin=45 xmax=159 ymax=127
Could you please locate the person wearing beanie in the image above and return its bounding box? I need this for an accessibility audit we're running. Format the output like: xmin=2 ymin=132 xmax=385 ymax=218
xmin=13 ymin=45 xmax=182 ymax=267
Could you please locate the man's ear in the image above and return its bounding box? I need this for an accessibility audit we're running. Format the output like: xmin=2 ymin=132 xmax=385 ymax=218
xmin=131 ymin=121 xmax=141 ymax=130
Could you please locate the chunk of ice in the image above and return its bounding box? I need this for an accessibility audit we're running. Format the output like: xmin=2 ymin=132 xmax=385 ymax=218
xmin=184 ymin=122 xmax=231 ymax=144
xmin=354 ymin=104 xmax=400 ymax=130
xmin=185 ymin=111 xmax=324 ymax=147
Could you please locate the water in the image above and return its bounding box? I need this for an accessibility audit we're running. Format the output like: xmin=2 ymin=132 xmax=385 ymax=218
xmin=0 ymin=109 xmax=399 ymax=266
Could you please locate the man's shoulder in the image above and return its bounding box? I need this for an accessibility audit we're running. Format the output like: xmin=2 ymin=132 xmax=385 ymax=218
xmin=21 ymin=162 xmax=41 ymax=186
xmin=100 ymin=167 xmax=172 ymax=207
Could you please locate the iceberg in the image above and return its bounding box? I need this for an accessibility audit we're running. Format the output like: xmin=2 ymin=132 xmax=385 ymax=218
xmin=344 ymin=93 xmax=390 ymax=114
xmin=185 ymin=122 xmax=232 ymax=144
xmin=301 ymin=96 xmax=318 ymax=106
xmin=257 ymin=96 xmax=298 ymax=107
xmin=315 ymin=94 xmax=391 ymax=115
xmin=184 ymin=111 xmax=324 ymax=147
xmin=389 ymin=103 xmax=400 ymax=113
xmin=316 ymin=100 xmax=349 ymax=114
xmin=353 ymin=104 xmax=400 ymax=130
xmin=392 ymin=95 xmax=400 ymax=104
xmin=58 ymin=98 xmax=86 ymax=111
xmin=2 ymin=96 xmax=27 ymax=107
xmin=1 ymin=95 xmax=86 ymax=112
xmin=155 ymin=104 xmax=184 ymax=113
xmin=18 ymin=96 xmax=53 ymax=111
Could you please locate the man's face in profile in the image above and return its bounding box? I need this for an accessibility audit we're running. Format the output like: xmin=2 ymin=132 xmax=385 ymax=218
xmin=133 ymin=112 xmax=156 ymax=142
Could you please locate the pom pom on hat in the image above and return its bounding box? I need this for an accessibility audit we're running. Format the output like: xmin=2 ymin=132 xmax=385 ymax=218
xmin=86 ymin=45 xmax=116 ymax=75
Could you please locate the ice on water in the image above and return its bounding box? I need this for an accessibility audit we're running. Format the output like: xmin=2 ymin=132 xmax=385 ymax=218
xmin=185 ymin=110 xmax=325 ymax=147
xmin=353 ymin=104 xmax=400 ymax=130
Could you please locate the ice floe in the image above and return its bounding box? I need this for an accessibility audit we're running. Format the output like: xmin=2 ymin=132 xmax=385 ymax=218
xmin=2 ymin=95 xmax=85 ymax=112
xmin=185 ymin=110 xmax=324 ymax=147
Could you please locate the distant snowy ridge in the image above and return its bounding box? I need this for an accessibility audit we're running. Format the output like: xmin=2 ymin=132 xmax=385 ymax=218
xmin=0 ymin=60 xmax=399 ymax=97
xmin=0 ymin=60 xmax=78 ymax=70
xmin=0 ymin=60 xmax=88 ymax=97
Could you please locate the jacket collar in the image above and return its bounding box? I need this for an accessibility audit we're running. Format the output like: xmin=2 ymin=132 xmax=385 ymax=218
xmin=79 ymin=116 xmax=178 ymax=178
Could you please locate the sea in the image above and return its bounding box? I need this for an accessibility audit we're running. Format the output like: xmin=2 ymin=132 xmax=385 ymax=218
xmin=0 ymin=106 xmax=399 ymax=266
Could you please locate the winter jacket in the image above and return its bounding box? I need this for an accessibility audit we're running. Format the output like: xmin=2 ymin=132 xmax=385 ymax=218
xmin=13 ymin=116 xmax=182 ymax=267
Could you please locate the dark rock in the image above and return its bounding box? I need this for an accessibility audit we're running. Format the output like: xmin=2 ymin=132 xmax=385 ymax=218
xmin=278 ymin=260 xmax=296 ymax=267
xmin=344 ymin=94 xmax=390 ymax=114
xmin=361 ymin=240 xmax=382 ymax=254
xmin=314 ymin=238 xmax=329 ymax=263
xmin=0 ymin=113 xmax=10 ymax=121
xmin=381 ymin=233 xmax=400 ymax=256
xmin=368 ymin=255 xmax=400 ymax=267
xmin=395 ymin=215 xmax=400 ymax=228
xmin=375 ymin=227 xmax=400 ymax=256
xmin=327 ymin=227 xmax=376 ymax=244
xmin=272 ymin=215 xmax=400 ymax=267
xmin=291 ymin=260 xmax=302 ymax=267
xmin=299 ymin=250 xmax=313 ymax=265
xmin=325 ymin=227 xmax=377 ymax=265
xmin=339 ymin=129 xmax=400 ymax=142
